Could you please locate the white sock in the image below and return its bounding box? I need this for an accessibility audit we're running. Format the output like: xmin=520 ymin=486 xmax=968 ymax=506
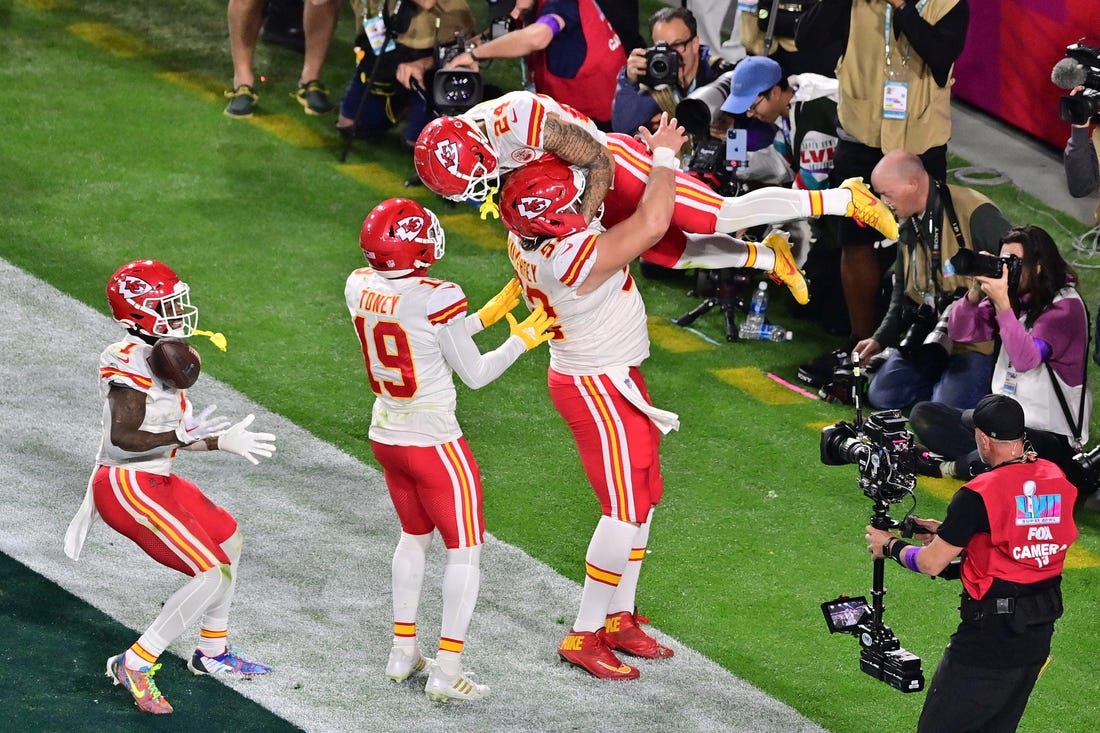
xmin=573 ymin=516 xmax=637 ymax=633
xmin=608 ymin=509 xmax=654 ymax=616
xmin=391 ymin=531 xmax=432 ymax=647
xmin=436 ymin=545 xmax=481 ymax=676
xmin=197 ymin=532 xmax=242 ymax=657
xmin=130 ymin=565 xmax=230 ymax=668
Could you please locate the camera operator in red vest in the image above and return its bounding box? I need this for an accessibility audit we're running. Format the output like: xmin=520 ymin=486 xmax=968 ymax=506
xmin=866 ymin=394 xmax=1078 ymax=733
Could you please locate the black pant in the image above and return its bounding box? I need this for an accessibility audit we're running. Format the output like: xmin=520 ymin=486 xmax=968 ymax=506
xmin=918 ymin=646 xmax=1045 ymax=732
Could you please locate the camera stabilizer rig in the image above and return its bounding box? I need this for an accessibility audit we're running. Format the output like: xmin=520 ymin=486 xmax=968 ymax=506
xmin=818 ymin=355 xmax=925 ymax=693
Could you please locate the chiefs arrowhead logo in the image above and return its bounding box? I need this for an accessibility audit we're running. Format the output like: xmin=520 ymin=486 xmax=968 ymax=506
xmin=517 ymin=196 xmax=551 ymax=220
xmin=433 ymin=138 xmax=462 ymax=173
xmin=392 ymin=215 xmax=424 ymax=242
xmin=117 ymin=275 xmax=153 ymax=299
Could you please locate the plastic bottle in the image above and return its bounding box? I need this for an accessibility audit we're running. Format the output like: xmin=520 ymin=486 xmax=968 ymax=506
xmin=744 ymin=280 xmax=768 ymax=330
xmin=739 ymin=323 xmax=794 ymax=342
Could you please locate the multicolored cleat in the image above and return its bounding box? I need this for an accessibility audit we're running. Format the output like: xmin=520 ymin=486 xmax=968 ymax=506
xmin=557 ymin=629 xmax=640 ymax=680
xmin=188 ymin=646 xmax=272 ymax=678
xmin=840 ymin=177 xmax=899 ymax=240
xmin=763 ymin=231 xmax=809 ymax=305
xmin=106 ymin=654 xmax=173 ymax=714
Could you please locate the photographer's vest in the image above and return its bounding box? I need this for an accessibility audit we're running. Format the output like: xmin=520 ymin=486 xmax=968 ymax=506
xmin=961 ymin=459 xmax=1078 ymax=600
xmin=353 ymin=0 xmax=475 ymax=52
xmin=527 ymin=0 xmax=625 ymax=125
xmin=992 ymin=287 xmax=1092 ymax=444
xmin=836 ymin=0 xmax=957 ymax=153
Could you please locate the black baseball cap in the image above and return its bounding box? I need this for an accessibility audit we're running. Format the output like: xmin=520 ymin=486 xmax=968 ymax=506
xmin=961 ymin=394 xmax=1025 ymax=440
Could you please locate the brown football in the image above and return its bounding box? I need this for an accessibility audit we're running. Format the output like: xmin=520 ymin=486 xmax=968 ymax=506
xmin=149 ymin=338 xmax=202 ymax=389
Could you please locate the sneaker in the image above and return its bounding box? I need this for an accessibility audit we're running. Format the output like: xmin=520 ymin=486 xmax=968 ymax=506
xmin=384 ymin=646 xmax=431 ymax=682
xmin=106 ymin=654 xmax=173 ymax=714
xmin=913 ymin=445 xmax=945 ymax=478
xmin=603 ymin=611 xmax=674 ymax=659
xmin=293 ymin=80 xmax=333 ymax=116
xmin=762 ymin=231 xmax=809 ymax=305
xmin=188 ymin=647 xmax=272 ymax=678
xmin=839 ymin=177 xmax=899 ymax=240
xmin=557 ymin=629 xmax=640 ymax=680
xmin=424 ymin=663 xmax=490 ymax=702
xmin=223 ymin=85 xmax=257 ymax=118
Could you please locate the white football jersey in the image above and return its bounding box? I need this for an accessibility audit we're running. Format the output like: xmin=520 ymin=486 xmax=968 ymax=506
xmin=507 ymin=232 xmax=649 ymax=375
xmin=464 ymin=91 xmax=607 ymax=175
xmin=95 ymin=334 xmax=187 ymax=476
xmin=345 ymin=268 xmax=472 ymax=446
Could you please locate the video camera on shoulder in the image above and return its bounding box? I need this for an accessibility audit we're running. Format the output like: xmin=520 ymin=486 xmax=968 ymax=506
xmin=431 ymin=31 xmax=483 ymax=115
xmin=642 ymin=42 xmax=680 ymax=89
xmin=1052 ymin=39 xmax=1100 ymax=125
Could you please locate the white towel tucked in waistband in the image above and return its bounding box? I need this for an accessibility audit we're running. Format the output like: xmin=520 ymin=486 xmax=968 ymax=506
xmin=606 ymin=366 xmax=680 ymax=434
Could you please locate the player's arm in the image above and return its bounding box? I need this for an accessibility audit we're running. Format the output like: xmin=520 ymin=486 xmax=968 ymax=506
xmin=577 ymin=114 xmax=687 ymax=296
xmin=542 ymin=113 xmax=615 ymax=224
xmin=107 ymin=385 xmax=192 ymax=450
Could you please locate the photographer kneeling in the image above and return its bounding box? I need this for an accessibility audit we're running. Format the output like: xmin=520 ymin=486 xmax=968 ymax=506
xmin=867 ymin=394 xmax=1078 ymax=733
xmin=908 ymin=226 xmax=1093 ymax=489
xmin=612 ymin=6 xmax=731 ymax=135
xmin=852 ymin=150 xmax=1011 ymax=411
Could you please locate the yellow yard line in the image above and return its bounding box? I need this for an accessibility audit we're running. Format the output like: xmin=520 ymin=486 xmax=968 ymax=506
xmin=68 ymin=22 xmax=151 ymax=58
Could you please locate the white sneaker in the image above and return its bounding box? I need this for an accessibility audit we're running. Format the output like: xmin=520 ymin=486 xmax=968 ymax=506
xmin=424 ymin=664 xmax=490 ymax=702
xmin=384 ymin=646 xmax=430 ymax=682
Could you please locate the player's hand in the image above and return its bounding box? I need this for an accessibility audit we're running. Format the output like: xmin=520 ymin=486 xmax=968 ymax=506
xmin=506 ymin=303 xmax=556 ymax=350
xmin=478 ymin=278 xmax=521 ymax=328
xmin=638 ymin=112 xmax=688 ymax=157
xmin=217 ymin=414 xmax=277 ymax=465
xmin=176 ymin=404 xmax=232 ymax=444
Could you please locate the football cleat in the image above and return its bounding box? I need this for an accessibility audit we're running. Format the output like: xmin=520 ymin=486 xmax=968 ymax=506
xmin=424 ymin=664 xmax=490 ymax=702
xmin=840 ymin=177 xmax=899 ymax=240
xmin=106 ymin=654 xmax=173 ymax=714
xmin=557 ymin=629 xmax=640 ymax=680
xmin=187 ymin=647 xmax=272 ymax=678
xmin=384 ymin=646 xmax=431 ymax=682
xmin=603 ymin=611 xmax=675 ymax=660
xmin=762 ymin=232 xmax=809 ymax=305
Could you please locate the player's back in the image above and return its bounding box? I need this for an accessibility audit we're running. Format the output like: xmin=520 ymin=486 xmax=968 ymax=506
xmin=345 ymin=268 xmax=468 ymax=445
xmin=507 ymin=234 xmax=648 ymax=375
xmin=464 ymin=91 xmax=606 ymax=175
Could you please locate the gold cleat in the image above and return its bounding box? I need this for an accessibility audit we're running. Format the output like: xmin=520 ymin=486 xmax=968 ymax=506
xmin=840 ymin=177 xmax=899 ymax=240
xmin=763 ymin=231 xmax=809 ymax=305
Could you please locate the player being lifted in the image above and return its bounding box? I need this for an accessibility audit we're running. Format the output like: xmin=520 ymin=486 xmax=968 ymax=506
xmin=414 ymin=90 xmax=902 ymax=305
xmin=64 ymin=260 xmax=277 ymax=715
xmin=346 ymin=199 xmax=554 ymax=702
xmin=498 ymin=113 xmax=686 ymax=680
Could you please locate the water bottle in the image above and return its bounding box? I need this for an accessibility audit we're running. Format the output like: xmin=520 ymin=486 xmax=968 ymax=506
xmin=739 ymin=323 xmax=794 ymax=342
xmin=746 ymin=281 xmax=769 ymax=326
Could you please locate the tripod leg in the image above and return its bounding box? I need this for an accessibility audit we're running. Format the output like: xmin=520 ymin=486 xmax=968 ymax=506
xmin=673 ymin=298 xmax=718 ymax=327
xmin=719 ymin=299 xmax=739 ymax=342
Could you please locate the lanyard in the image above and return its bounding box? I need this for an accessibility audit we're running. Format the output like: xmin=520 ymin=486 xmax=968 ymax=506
xmin=911 ymin=180 xmax=963 ymax=301
xmin=884 ymin=0 xmax=931 ymax=65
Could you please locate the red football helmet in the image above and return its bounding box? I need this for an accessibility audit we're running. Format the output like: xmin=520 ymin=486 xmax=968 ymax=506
xmin=359 ymin=198 xmax=445 ymax=278
xmin=106 ymin=260 xmax=198 ymax=338
xmin=413 ymin=116 xmax=499 ymax=202
xmin=499 ymin=155 xmax=588 ymax=241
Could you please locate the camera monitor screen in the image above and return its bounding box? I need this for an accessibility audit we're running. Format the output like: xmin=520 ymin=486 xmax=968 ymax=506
xmin=821 ymin=596 xmax=869 ymax=634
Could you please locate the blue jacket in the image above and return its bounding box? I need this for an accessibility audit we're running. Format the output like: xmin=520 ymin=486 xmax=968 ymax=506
xmin=611 ymin=46 xmax=729 ymax=134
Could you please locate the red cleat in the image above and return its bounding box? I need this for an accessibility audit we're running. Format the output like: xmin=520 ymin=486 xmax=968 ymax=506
xmin=558 ymin=629 xmax=640 ymax=680
xmin=603 ymin=611 xmax=674 ymax=659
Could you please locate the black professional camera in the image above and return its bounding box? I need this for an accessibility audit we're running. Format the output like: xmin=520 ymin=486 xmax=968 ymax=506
xmin=950 ymin=248 xmax=1023 ymax=292
xmin=484 ymin=0 xmax=516 ymax=41
xmin=897 ymin=302 xmax=952 ymax=368
xmin=687 ymin=138 xmax=742 ymax=197
xmin=675 ymin=70 xmax=735 ymax=137
xmin=820 ymin=409 xmax=917 ymax=504
xmin=1052 ymin=40 xmax=1100 ymax=125
xmin=431 ymin=32 xmax=483 ymax=115
xmin=1071 ymin=443 xmax=1100 ymax=492
xmin=642 ymin=42 xmax=680 ymax=89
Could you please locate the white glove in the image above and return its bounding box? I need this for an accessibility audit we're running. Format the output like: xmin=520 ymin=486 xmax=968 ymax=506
xmin=217 ymin=414 xmax=277 ymax=465
xmin=176 ymin=404 xmax=232 ymax=444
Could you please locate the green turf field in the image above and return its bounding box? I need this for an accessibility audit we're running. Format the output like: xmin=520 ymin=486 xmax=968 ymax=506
xmin=2 ymin=1 xmax=1099 ymax=730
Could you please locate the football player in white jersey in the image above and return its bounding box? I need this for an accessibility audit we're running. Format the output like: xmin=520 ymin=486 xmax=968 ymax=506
xmin=63 ymin=260 xmax=277 ymax=715
xmin=500 ymin=113 xmax=686 ymax=681
xmin=414 ymin=90 xmax=901 ymax=305
xmin=345 ymin=198 xmax=554 ymax=702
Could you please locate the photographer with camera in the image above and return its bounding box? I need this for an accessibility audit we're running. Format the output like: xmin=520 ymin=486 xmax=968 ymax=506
xmin=907 ymin=226 xmax=1093 ymax=492
xmin=442 ymin=0 xmax=625 ymax=129
xmin=336 ymin=0 xmax=478 ymax=144
xmin=852 ymin=150 xmax=1010 ymax=411
xmin=866 ymin=393 xmax=1078 ymax=733
xmin=611 ymin=7 xmax=732 ymax=136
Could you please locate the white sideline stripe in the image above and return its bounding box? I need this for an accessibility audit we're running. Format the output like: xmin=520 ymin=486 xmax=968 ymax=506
xmin=0 ymin=257 xmax=825 ymax=733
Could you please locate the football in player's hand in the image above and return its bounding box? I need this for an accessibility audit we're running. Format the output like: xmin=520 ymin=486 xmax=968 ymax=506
xmin=149 ymin=338 xmax=202 ymax=389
